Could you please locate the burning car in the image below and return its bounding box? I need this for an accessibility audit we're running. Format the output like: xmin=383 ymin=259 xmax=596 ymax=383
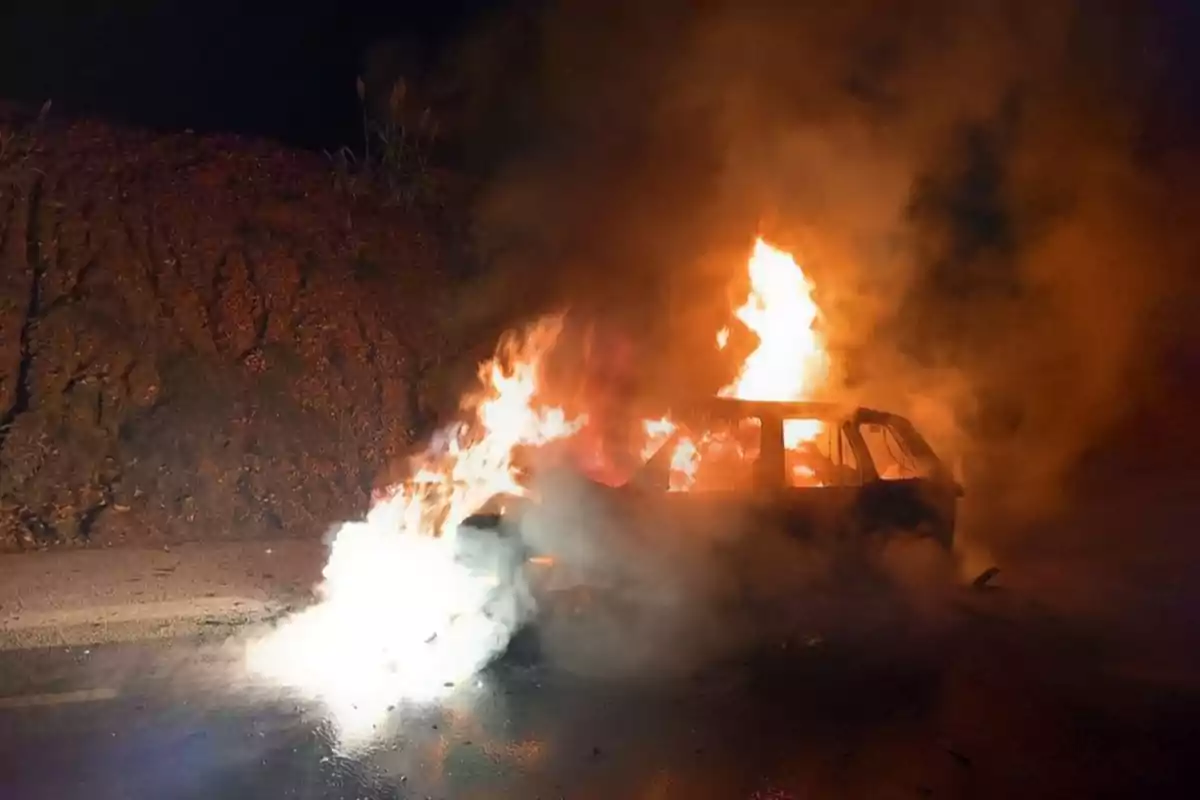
xmin=452 ymin=394 xmax=963 ymax=672
xmin=637 ymin=398 xmax=961 ymax=546
xmin=246 ymin=239 xmax=967 ymax=726
xmin=456 ymin=395 xmax=962 ymax=667
xmin=462 ymin=396 xmax=960 ymax=557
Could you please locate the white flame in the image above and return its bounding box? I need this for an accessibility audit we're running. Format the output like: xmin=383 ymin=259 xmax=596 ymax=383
xmin=243 ymin=316 xmax=579 ymax=749
xmin=243 ymin=515 xmax=522 ymax=746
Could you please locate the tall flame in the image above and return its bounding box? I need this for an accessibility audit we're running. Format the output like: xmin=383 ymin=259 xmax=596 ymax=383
xmin=656 ymin=238 xmax=830 ymax=490
xmin=720 ymin=238 xmax=827 ymax=403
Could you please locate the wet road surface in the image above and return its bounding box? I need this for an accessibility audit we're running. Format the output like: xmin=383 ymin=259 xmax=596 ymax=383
xmin=1 ymin=591 xmax=1196 ymax=800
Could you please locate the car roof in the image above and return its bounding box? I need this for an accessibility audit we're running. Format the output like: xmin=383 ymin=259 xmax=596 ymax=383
xmin=678 ymin=396 xmax=903 ymax=424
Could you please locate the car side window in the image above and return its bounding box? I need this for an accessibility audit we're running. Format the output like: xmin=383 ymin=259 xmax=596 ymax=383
xmin=857 ymin=422 xmax=932 ymax=480
xmin=833 ymin=428 xmax=860 ymax=483
xmin=653 ymin=415 xmax=761 ymax=492
xmin=783 ymin=421 xmax=860 ymax=487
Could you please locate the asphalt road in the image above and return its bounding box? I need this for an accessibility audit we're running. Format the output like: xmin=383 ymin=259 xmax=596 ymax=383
xmin=1 ymin=589 xmax=1196 ymax=800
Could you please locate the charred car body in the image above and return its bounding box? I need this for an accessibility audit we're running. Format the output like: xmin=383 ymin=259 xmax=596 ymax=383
xmin=628 ymin=399 xmax=961 ymax=548
xmin=459 ymin=399 xmax=963 ymax=642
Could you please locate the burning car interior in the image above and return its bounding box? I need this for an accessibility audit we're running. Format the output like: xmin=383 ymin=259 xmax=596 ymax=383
xmin=636 ymin=402 xmax=952 ymax=493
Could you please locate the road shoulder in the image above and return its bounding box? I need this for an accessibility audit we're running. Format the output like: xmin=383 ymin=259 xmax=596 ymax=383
xmin=0 ymin=539 xmax=325 ymax=650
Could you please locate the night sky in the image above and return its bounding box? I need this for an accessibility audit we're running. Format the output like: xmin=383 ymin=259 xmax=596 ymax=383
xmin=2 ymin=1 xmax=1199 ymax=153
xmin=0 ymin=0 xmax=516 ymax=149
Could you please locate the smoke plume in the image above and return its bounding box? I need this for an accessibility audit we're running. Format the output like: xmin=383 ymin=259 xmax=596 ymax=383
xmin=434 ymin=0 xmax=1199 ymax=562
xmin=258 ymin=1 xmax=1200 ymax=735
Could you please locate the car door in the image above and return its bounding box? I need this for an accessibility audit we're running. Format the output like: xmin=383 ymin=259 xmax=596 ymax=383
xmin=767 ymin=415 xmax=863 ymax=541
xmin=847 ymin=413 xmax=960 ymax=548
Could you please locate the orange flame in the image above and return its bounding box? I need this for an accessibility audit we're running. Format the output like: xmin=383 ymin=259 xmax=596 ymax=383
xmin=720 ymin=238 xmax=827 ymax=403
xmin=647 ymin=237 xmax=830 ymax=490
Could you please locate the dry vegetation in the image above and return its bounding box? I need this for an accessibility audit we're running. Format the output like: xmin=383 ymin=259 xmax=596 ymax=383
xmin=0 ymin=105 xmax=465 ymax=550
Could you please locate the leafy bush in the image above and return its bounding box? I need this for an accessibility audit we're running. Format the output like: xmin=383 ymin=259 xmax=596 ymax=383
xmin=0 ymin=99 xmax=51 ymax=182
xmin=327 ymin=77 xmax=441 ymax=209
